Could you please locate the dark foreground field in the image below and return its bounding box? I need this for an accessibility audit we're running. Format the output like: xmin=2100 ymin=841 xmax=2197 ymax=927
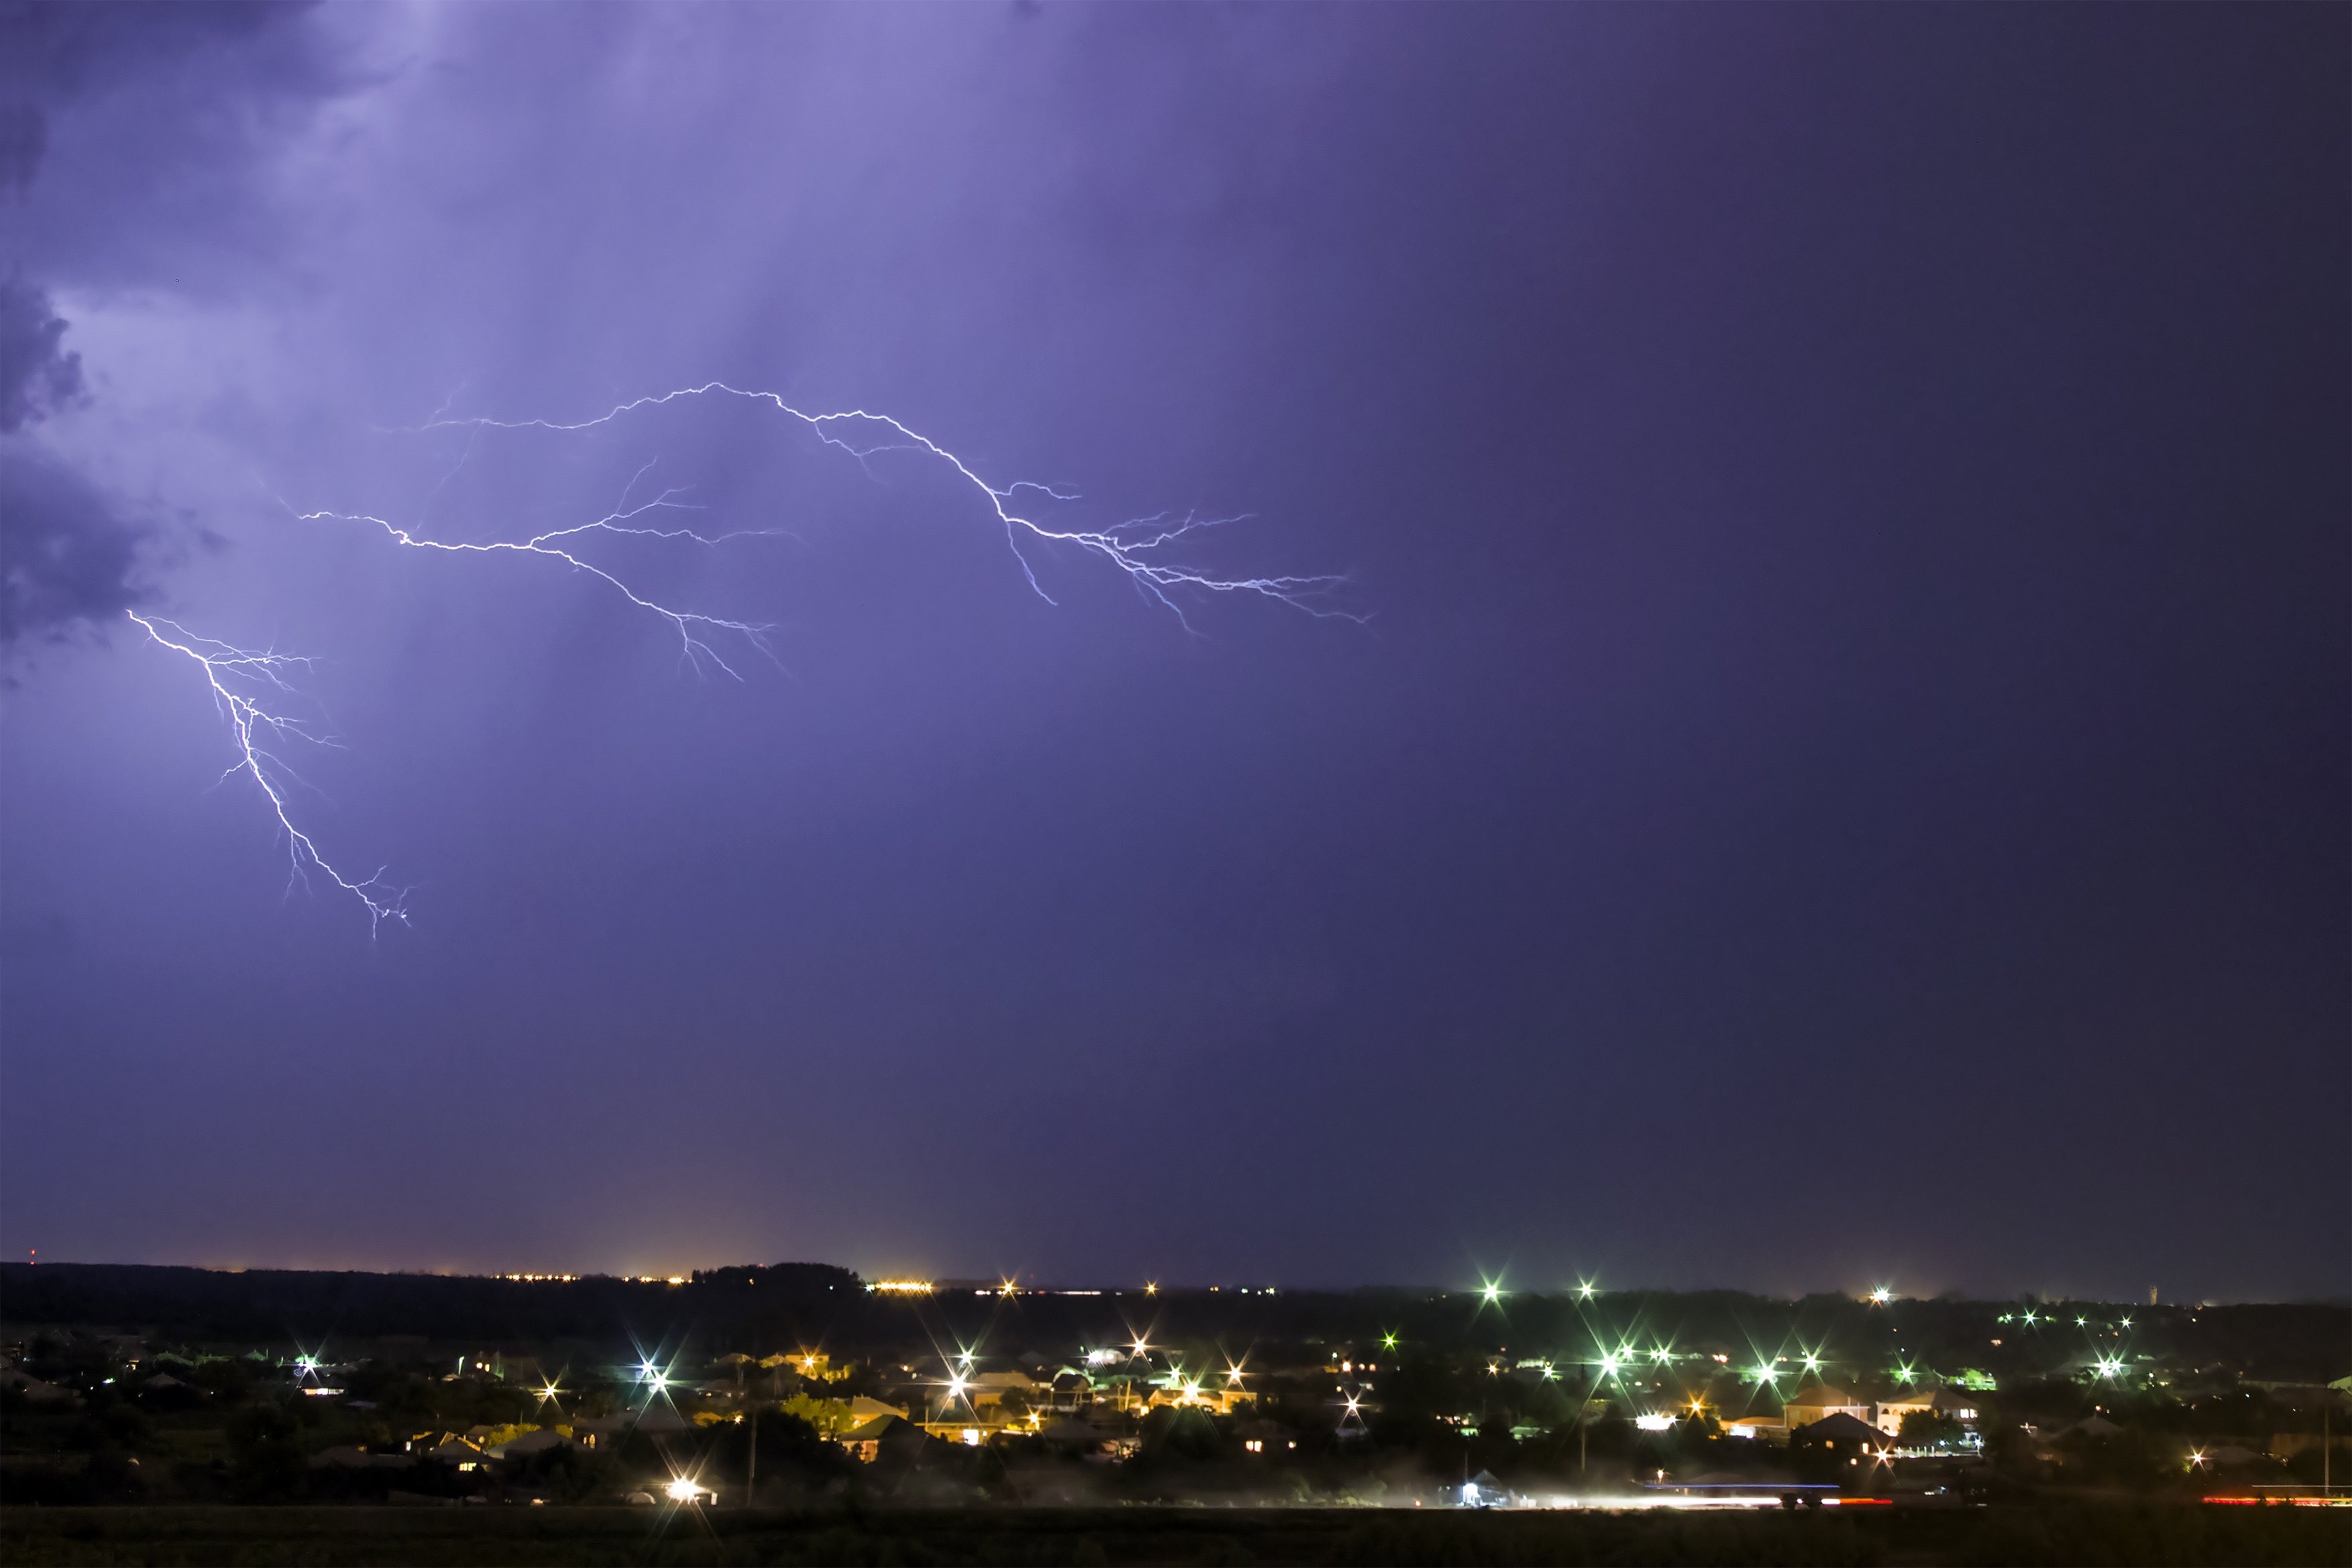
xmin=0 ymin=1503 xmax=2345 ymax=1567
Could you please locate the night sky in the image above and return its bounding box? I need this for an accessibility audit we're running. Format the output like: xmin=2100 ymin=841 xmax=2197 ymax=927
xmin=1 ymin=5 xmax=2343 ymax=1300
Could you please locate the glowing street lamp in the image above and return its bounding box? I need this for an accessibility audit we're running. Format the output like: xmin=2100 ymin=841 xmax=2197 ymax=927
xmin=1870 ymin=1287 xmax=1892 ymax=1306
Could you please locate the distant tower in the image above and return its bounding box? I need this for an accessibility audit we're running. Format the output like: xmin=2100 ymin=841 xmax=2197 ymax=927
xmin=2149 ymin=1286 xmax=2158 ymax=1306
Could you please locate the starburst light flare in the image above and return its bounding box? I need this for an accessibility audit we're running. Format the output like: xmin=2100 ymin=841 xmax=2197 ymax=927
xmin=128 ymin=612 xmax=408 ymax=935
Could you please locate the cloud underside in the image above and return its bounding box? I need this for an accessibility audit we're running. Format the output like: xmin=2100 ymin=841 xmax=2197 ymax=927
xmin=0 ymin=275 xmax=147 ymax=642
xmin=0 ymin=443 xmax=148 ymax=642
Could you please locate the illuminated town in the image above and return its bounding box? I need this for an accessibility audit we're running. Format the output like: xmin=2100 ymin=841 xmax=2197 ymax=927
xmin=2 ymin=1259 xmax=2342 ymax=1532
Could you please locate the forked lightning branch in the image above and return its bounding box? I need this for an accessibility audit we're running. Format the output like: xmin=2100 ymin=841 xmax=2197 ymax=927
xmin=137 ymin=386 xmax=1347 ymax=930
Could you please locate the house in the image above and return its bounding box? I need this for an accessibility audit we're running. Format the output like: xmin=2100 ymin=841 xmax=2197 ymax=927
xmin=1781 ymin=1386 xmax=1870 ymax=1429
xmin=1234 ymin=1418 xmax=1297 ymax=1457
xmin=1874 ymin=1385 xmax=1980 ymax=1438
xmin=571 ymin=1414 xmax=627 ymax=1450
xmin=837 ymin=1414 xmax=899 ymax=1463
xmin=420 ymin=1437 xmax=490 ymax=1473
xmin=1037 ymin=1416 xmax=1117 ymax=1459
xmin=488 ymin=1428 xmax=572 ymax=1459
xmin=1723 ymin=1415 xmax=1788 ymax=1443
xmin=1792 ymin=1412 xmax=1886 ymax=1453
xmin=1142 ymin=1380 xmax=1251 ymax=1416
xmin=0 ymin=1368 xmax=71 ymax=1404
xmin=971 ymin=1370 xmax=1038 ymax=1402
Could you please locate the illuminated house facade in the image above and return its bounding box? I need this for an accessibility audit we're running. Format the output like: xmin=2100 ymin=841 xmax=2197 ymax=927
xmin=1780 ymin=1384 xmax=1871 ymax=1429
xmin=1872 ymin=1384 xmax=1980 ymax=1438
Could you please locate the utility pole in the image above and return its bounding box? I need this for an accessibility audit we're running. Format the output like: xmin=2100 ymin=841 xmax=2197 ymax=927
xmin=1580 ymin=1366 xmax=1596 ymax=1477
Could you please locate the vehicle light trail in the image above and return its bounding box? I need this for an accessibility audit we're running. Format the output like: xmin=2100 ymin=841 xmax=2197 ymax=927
xmin=127 ymin=612 xmax=407 ymax=934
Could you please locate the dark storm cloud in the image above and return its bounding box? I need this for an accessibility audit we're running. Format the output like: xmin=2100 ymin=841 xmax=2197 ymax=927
xmin=0 ymin=1 xmax=308 ymax=193
xmin=2 ymin=1 xmax=354 ymax=298
xmin=0 ymin=277 xmax=144 ymax=642
xmin=0 ymin=3 xmax=341 ymax=642
xmin=0 ymin=276 xmax=83 ymax=431
xmin=0 ymin=443 xmax=146 ymax=641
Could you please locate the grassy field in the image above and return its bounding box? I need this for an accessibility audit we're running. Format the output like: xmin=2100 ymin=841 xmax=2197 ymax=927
xmin=1 ymin=1502 xmax=2347 ymax=1567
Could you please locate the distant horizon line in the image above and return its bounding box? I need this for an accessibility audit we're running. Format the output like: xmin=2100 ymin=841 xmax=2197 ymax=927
xmin=3 ymin=1257 xmax=2340 ymax=1310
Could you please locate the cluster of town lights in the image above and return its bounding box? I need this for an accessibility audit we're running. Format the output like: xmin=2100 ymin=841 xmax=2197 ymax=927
xmin=247 ymin=1276 xmax=2196 ymax=1501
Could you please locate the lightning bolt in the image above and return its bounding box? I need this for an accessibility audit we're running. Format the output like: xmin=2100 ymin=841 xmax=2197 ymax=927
xmin=147 ymin=382 xmax=1343 ymax=933
xmin=128 ymin=611 xmax=408 ymax=934
xmin=297 ymin=461 xmax=782 ymax=679
xmin=305 ymin=382 xmax=1353 ymax=657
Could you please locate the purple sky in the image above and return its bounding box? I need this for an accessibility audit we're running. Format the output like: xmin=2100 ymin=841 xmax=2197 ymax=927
xmin=1 ymin=4 xmax=2343 ymax=1299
